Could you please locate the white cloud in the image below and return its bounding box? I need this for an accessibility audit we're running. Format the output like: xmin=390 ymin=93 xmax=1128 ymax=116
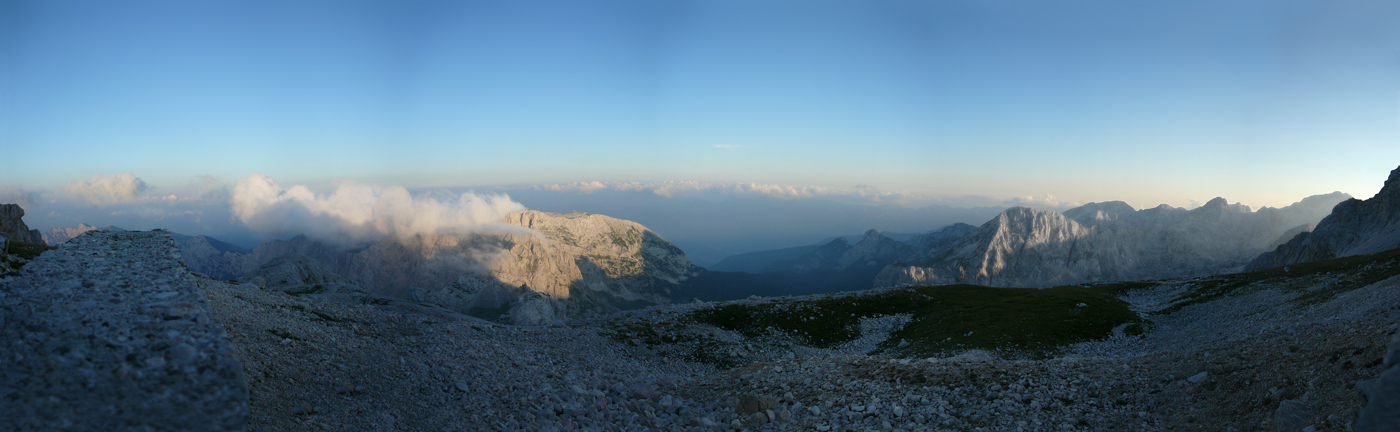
xmin=231 ymin=174 xmax=526 ymax=244
xmin=525 ymin=180 xmax=922 ymax=203
xmin=536 ymin=181 xmax=609 ymax=194
xmin=1006 ymin=193 xmax=1081 ymax=210
xmin=0 ymin=185 xmax=45 ymax=208
xmin=62 ymin=172 xmax=148 ymax=206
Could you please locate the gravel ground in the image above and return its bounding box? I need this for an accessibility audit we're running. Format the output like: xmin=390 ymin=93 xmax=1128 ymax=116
xmin=200 ymin=269 xmax=1400 ymax=431
xmin=5 ymin=230 xmax=1397 ymax=431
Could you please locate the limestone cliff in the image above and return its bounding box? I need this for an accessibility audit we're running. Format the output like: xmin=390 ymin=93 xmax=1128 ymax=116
xmin=1247 ymin=166 xmax=1400 ymax=271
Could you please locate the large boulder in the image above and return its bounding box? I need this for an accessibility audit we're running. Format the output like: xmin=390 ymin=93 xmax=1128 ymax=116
xmin=0 ymin=204 xmax=43 ymax=244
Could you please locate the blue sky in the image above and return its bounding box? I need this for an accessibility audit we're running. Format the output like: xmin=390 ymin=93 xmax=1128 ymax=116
xmin=2 ymin=0 xmax=1400 ymax=258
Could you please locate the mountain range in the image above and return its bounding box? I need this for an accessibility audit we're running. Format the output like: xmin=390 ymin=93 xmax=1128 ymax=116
xmin=165 ymin=171 xmax=1400 ymax=324
xmin=874 ymin=193 xmax=1349 ymax=288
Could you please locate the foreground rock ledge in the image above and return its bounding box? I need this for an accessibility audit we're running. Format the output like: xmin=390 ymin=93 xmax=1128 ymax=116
xmin=0 ymin=230 xmax=248 ymax=431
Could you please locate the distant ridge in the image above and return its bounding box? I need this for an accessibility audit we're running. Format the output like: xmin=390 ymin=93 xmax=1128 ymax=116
xmin=708 ymin=223 xmax=978 ymax=274
xmin=877 ymin=192 xmax=1351 ymax=288
xmin=43 ymin=223 xmax=126 ymax=246
xmin=1247 ymin=165 xmax=1400 ymax=271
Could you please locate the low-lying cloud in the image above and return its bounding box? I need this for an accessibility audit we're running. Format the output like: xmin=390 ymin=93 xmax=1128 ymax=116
xmin=529 ymin=180 xmax=916 ymax=202
xmin=63 ymin=172 xmax=148 ymax=206
xmin=1006 ymin=193 xmax=1081 ymax=210
xmin=231 ymin=174 xmax=526 ymax=244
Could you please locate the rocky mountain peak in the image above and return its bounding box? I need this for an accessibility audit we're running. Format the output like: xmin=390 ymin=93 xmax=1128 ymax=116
xmin=1063 ymin=201 xmax=1137 ymax=226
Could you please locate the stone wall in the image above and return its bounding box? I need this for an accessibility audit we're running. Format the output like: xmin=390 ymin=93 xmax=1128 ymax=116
xmin=0 ymin=230 xmax=248 ymax=431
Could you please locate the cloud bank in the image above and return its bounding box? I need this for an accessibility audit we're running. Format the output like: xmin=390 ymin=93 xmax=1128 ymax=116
xmin=529 ymin=180 xmax=917 ymax=202
xmin=231 ymin=174 xmax=526 ymax=244
xmin=1006 ymin=193 xmax=1081 ymax=210
xmin=63 ymin=172 xmax=148 ymax=206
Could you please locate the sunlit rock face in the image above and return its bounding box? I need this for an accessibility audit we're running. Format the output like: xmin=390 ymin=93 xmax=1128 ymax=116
xmin=876 ymin=192 xmax=1350 ymax=288
xmin=416 ymin=210 xmax=702 ymax=324
xmin=1248 ymin=166 xmax=1400 ymax=271
xmin=178 ymin=209 xmax=701 ymax=324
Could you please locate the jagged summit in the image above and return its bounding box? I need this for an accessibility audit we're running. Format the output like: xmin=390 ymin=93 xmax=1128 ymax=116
xmin=1246 ymin=166 xmax=1400 ymax=271
xmin=1063 ymin=201 xmax=1136 ymax=226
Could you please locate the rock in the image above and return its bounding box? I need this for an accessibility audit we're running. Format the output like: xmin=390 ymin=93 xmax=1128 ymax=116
xmin=738 ymin=395 xmax=778 ymax=414
xmin=0 ymin=204 xmax=43 ymax=244
xmin=749 ymin=412 xmax=767 ymax=424
xmin=1273 ymin=399 xmax=1315 ymax=432
xmin=1356 ymin=331 xmax=1400 ymax=431
xmin=1187 ymin=372 xmax=1209 ymax=384
xmin=170 ymin=343 xmax=197 ymax=364
xmin=629 ymin=382 xmax=656 ymax=400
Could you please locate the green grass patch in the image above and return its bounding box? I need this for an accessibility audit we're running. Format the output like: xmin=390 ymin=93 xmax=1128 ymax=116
xmin=5 ymin=241 xmax=54 ymax=265
xmin=688 ymin=284 xmax=1146 ymax=358
xmin=600 ymin=319 xmax=742 ymax=368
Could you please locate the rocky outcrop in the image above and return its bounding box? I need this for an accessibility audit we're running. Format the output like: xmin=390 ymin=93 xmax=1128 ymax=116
xmin=0 ymin=230 xmax=247 ymax=430
xmin=0 ymin=204 xmax=43 ymax=244
xmin=1247 ymin=166 xmax=1400 ymax=271
xmin=877 ymin=192 xmax=1350 ymax=288
xmin=177 ymin=209 xmax=703 ymax=324
xmin=43 ymin=223 xmax=124 ymax=245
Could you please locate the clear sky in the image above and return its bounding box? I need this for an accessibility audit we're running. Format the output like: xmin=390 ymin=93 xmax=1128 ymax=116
xmin=2 ymin=0 xmax=1400 ymax=255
